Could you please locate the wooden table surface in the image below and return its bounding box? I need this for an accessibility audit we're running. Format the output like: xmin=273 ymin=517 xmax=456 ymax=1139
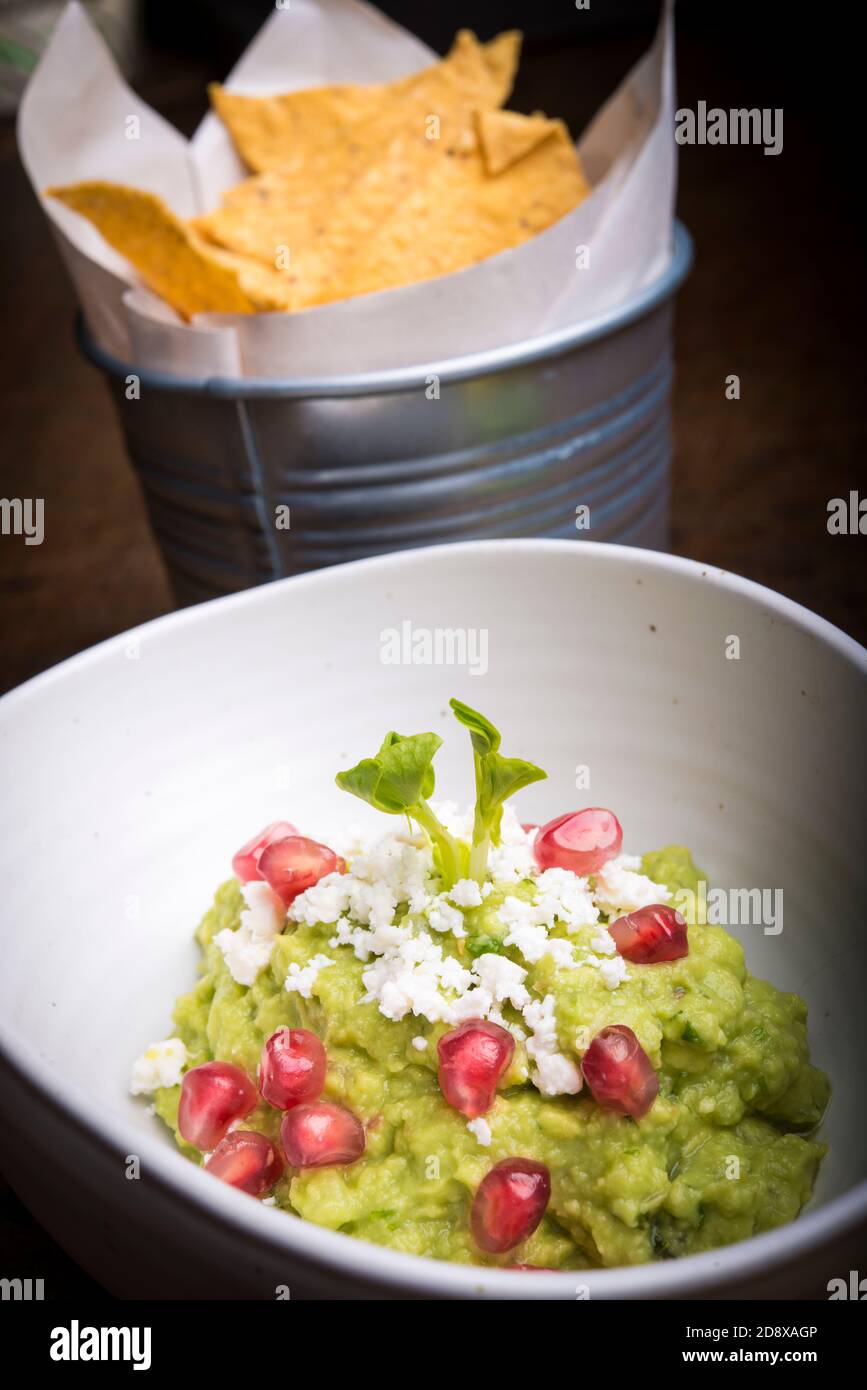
xmin=0 ymin=7 xmax=863 ymax=1298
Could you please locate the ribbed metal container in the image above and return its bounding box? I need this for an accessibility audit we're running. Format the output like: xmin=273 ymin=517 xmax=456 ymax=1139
xmin=80 ymin=224 xmax=692 ymax=606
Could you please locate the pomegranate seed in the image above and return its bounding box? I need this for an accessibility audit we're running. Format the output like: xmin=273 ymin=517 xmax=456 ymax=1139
xmin=204 ymin=1130 xmax=283 ymax=1196
xmin=260 ymin=1028 xmax=327 ymax=1111
xmin=178 ymin=1061 xmax=258 ymax=1151
xmin=232 ymin=821 xmax=298 ymax=883
xmin=437 ymin=1020 xmax=515 ymax=1118
xmin=521 ymin=823 xmax=540 ymax=839
xmin=471 ymin=1158 xmax=551 ymax=1254
xmin=609 ymin=904 xmax=688 ymax=964
xmin=582 ymin=1025 xmax=659 ymax=1119
xmin=258 ymin=835 xmax=342 ymax=908
xmin=533 ymin=808 xmax=622 ymax=876
xmin=281 ymin=1102 xmax=365 ymax=1168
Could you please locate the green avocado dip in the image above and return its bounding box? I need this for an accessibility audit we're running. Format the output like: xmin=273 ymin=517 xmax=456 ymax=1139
xmin=133 ymin=699 xmax=829 ymax=1269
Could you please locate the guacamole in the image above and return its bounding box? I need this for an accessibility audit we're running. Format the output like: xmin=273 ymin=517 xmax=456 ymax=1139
xmin=135 ymin=701 xmax=828 ymax=1269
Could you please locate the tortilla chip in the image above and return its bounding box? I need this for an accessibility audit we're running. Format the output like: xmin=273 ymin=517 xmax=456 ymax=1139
xmin=314 ymin=122 xmax=589 ymax=309
xmin=46 ymin=181 xmax=258 ymax=317
xmin=208 ymin=79 xmax=392 ymax=181
xmin=49 ymin=30 xmax=586 ymax=320
xmin=187 ymin=234 xmax=299 ymax=311
xmin=209 ymin=29 xmax=521 ymax=175
xmin=193 ymin=29 xmax=534 ymax=298
xmin=477 ymin=108 xmax=566 ymax=176
xmin=194 ymin=110 xmax=587 ymax=312
xmin=439 ymin=28 xmax=521 ymax=110
xmin=191 ymin=163 xmax=362 ymax=281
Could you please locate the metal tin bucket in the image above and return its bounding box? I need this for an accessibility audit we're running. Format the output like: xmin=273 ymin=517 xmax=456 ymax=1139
xmin=79 ymin=223 xmax=692 ymax=606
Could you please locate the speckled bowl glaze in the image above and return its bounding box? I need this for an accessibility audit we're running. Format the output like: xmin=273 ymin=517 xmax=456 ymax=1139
xmin=0 ymin=539 xmax=864 ymax=1298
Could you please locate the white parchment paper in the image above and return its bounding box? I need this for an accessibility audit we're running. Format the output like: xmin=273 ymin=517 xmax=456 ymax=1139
xmin=18 ymin=0 xmax=676 ymax=380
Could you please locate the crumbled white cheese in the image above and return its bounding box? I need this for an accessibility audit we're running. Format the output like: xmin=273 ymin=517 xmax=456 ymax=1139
xmin=215 ymin=881 xmax=286 ymax=986
xmin=499 ymin=900 xmax=550 ymax=964
xmin=448 ymin=878 xmax=483 ymax=909
xmin=449 ymin=986 xmax=494 ymax=1022
xmin=290 ymin=871 xmax=354 ymax=927
xmin=330 ymin=914 xmax=410 ymax=961
xmin=284 ymin=953 xmax=333 ymax=999
xmin=486 ymin=805 xmax=539 ymax=881
xmin=500 ymin=804 xmax=537 ymax=846
xmin=411 ymin=1035 xmax=428 ymax=1052
xmin=497 ymin=898 xmax=579 ymax=970
xmin=472 ymin=952 xmax=530 ymax=1009
xmin=467 ymin=1116 xmax=492 ymax=1147
xmin=535 ymin=868 xmax=599 ymax=932
xmin=598 ymin=955 xmax=629 ymax=990
xmin=522 ymin=994 xmax=557 ymax=1055
xmin=431 ymin=800 xmax=474 ymax=842
xmin=534 ymin=1052 xmax=585 ymax=1096
xmin=593 ymin=854 xmax=670 ymax=913
xmin=589 ymin=927 xmax=617 ymax=957
xmin=522 ymin=994 xmax=583 ymax=1097
xmin=360 ymin=931 xmax=476 ymax=1023
xmin=130 ymin=1038 xmax=187 ymax=1095
xmin=488 ymin=841 xmax=537 ymax=882
xmin=290 ymin=833 xmax=434 ymax=934
xmin=426 ymin=895 xmax=467 ymax=938
xmin=493 ymin=865 xmax=598 ymax=969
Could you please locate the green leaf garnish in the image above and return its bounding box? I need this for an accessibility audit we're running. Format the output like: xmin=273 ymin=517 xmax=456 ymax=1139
xmin=449 ymin=698 xmax=501 ymax=757
xmin=450 ymin=698 xmax=546 ymax=882
xmin=336 ymin=730 xmax=464 ymax=885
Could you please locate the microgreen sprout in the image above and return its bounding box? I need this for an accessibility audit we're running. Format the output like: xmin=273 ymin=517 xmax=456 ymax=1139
xmin=335 ymin=701 xmax=546 ymax=887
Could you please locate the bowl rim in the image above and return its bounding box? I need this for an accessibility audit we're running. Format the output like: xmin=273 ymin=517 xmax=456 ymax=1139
xmin=76 ymin=225 xmax=693 ymax=399
xmin=1 ymin=537 xmax=865 ymax=1299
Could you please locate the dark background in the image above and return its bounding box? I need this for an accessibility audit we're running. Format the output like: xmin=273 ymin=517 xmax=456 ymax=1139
xmin=0 ymin=0 xmax=864 ymax=1297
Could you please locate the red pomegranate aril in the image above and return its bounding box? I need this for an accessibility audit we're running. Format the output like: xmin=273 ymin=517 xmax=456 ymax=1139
xmin=232 ymin=821 xmax=298 ymax=883
xmin=533 ymin=808 xmax=623 ymax=876
xmin=281 ymin=1102 xmax=365 ymax=1168
xmin=437 ymin=1019 xmax=515 ymax=1118
xmin=582 ymin=1025 xmax=659 ymax=1119
xmin=521 ymin=823 xmax=540 ymax=839
xmin=178 ymin=1061 xmax=258 ymax=1151
xmin=260 ymin=1028 xmax=327 ymax=1111
xmin=609 ymin=904 xmax=688 ymax=964
xmin=204 ymin=1130 xmax=283 ymax=1196
xmin=471 ymin=1158 xmax=551 ymax=1254
xmin=258 ymin=835 xmax=342 ymax=908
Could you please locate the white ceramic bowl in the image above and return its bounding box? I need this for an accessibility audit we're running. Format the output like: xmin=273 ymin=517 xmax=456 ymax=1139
xmin=1 ymin=539 xmax=865 ymax=1300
